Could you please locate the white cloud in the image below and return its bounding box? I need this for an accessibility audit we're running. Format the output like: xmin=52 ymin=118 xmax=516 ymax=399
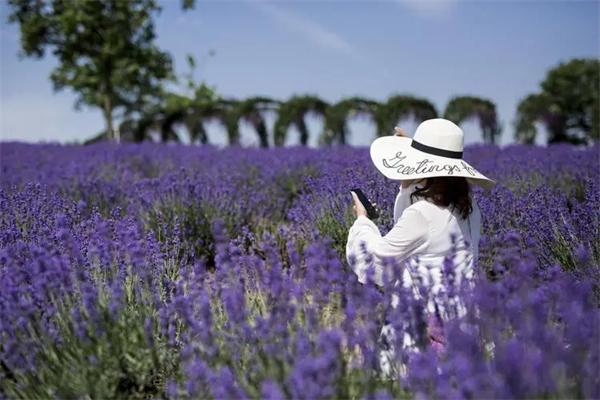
xmin=246 ymin=0 xmax=358 ymax=57
xmin=396 ymin=0 xmax=458 ymax=19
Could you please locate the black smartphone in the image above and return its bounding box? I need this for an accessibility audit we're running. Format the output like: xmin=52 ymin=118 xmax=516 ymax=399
xmin=350 ymin=188 xmax=379 ymax=219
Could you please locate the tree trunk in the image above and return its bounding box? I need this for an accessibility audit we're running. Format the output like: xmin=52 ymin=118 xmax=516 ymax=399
xmin=257 ymin=123 xmax=269 ymax=148
xmin=483 ymin=127 xmax=496 ymax=145
xmin=547 ymin=114 xmax=568 ymax=143
xmin=225 ymin=118 xmax=240 ymax=146
xmin=339 ymin=127 xmax=346 ymax=145
xmin=297 ymin=118 xmax=309 ymax=145
xmin=251 ymin=113 xmax=269 ymax=148
xmin=103 ymin=96 xmax=114 ymax=142
xmin=102 ymin=58 xmax=115 ymax=142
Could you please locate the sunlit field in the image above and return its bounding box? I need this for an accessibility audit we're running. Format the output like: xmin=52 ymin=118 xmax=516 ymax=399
xmin=1 ymin=142 xmax=598 ymax=399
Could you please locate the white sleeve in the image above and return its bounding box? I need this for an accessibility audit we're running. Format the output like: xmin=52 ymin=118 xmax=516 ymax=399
xmin=345 ymin=207 xmax=429 ymax=287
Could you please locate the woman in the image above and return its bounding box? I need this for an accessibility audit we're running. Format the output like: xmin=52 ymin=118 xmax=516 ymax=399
xmin=345 ymin=118 xmax=495 ymax=376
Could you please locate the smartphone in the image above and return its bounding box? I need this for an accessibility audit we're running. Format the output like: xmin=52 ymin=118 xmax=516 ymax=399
xmin=350 ymin=188 xmax=379 ymax=219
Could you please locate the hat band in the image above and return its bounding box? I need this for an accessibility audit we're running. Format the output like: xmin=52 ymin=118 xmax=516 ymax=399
xmin=411 ymin=140 xmax=463 ymax=159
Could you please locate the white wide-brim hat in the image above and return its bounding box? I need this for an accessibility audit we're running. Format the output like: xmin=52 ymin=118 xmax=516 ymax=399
xmin=370 ymin=118 xmax=496 ymax=190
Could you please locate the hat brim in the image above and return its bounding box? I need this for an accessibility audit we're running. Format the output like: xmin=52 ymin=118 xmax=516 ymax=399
xmin=370 ymin=136 xmax=496 ymax=190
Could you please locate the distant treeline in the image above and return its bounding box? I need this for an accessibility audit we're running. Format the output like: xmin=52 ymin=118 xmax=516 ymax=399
xmin=88 ymin=93 xmax=501 ymax=147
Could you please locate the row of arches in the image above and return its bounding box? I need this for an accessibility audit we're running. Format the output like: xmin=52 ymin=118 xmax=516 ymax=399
xmin=91 ymin=93 xmax=501 ymax=146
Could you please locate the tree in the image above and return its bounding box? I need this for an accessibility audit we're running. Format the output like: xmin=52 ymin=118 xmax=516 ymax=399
xmin=515 ymin=58 xmax=599 ymax=144
xmin=92 ymin=54 xmax=220 ymax=144
xmin=184 ymin=98 xmax=233 ymax=145
xmin=227 ymin=97 xmax=278 ymax=148
xmin=321 ymin=97 xmax=380 ymax=145
xmin=514 ymin=93 xmax=556 ymax=144
xmin=376 ymin=95 xmax=438 ymax=138
xmin=167 ymin=53 xmax=224 ymax=144
xmin=7 ymin=0 xmax=194 ymax=142
xmin=444 ymin=96 xmax=501 ymax=144
xmin=138 ymin=85 xmax=225 ymax=144
xmin=274 ymin=95 xmax=329 ymax=146
xmin=118 ymin=114 xmax=157 ymax=143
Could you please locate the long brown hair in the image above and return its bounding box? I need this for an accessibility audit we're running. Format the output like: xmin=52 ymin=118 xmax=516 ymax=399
xmin=410 ymin=177 xmax=473 ymax=219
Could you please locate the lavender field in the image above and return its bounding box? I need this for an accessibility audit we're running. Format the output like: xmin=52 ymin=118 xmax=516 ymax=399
xmin=0 ymin=142 xmax=599 ymax=399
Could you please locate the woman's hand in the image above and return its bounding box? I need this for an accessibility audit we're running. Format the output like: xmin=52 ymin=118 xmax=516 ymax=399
xmin=394 ymin=126 xmax=408 ymax=137
xmin=351 ymin=191 xmax=369 ymax=218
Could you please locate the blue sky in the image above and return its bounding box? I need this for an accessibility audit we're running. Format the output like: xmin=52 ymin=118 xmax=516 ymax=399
xmin=1 ymin=0 xmax=598 ymax=146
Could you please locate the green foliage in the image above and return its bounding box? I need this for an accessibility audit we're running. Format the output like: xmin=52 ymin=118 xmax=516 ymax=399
xmin=515 ymin=58 xmax=600 ymax=144
xmin=2 ymin=280 xmax=179 ymax=399
xmin=171 ymin=268 xmax=406 ymax=400
xmin=273 ymin=165 xmax=320 ymax=220
xmin=514 ymin=93 xmax=551 ymax=144
xmin=322 ymin=97 xmax=380 ymax=145
xmin=319 ymin=94 xmax=438 ymax=144
xmin=315 ymin=206 xmax=356 ymax=260
xmin=142 ymin=165 xmax=319 ymax=268
xmin=143 ymin=198 xmax=216 ymax=267
xmin=376 ymin=95 xmax=438 ymax=138
xmin=96 ymin=60 xmax=220 ymax=144
xmin=444 ymin=96 xmax=501 ymax=144
xmin=0 ymin=240 xmax=407 ymax=399
xmin=151 ymin=85 xmax=220 ymax=143
xmin=6 ymin=0 xmax=195 ymax=142
xmin=228 ymin=97 xmax=280 ymax=148
xmin=274 ymin=95 xmax=329 ymax=146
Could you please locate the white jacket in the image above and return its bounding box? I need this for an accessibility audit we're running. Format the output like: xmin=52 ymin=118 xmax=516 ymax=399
xmin=345 ymin=181 xmax=481 ymax=313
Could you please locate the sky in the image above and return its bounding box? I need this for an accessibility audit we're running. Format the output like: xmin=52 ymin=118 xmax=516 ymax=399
xmin=0 ymin=0 xmax=598 ymax=147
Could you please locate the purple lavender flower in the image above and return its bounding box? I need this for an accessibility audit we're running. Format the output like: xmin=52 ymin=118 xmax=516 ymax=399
xmin=0 ymin=142 xmax=598 ymax=399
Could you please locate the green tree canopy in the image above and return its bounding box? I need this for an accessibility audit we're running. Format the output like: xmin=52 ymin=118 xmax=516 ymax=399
xmin=376 ymin=95 xmax=438 ymax=137
xmin=227 ymin=97 xmax=279 ymax=148
xmin=7 ymin=0 xmax=193 ymax=142
xmin=515 ymin=58 xmax=599 ymax=144
xmin=444 ymin=96 xmax=501 ymax=144
xmin=184 ymin=97 xmax=234 ymax=145
xmin=274 ymin=95 xmax=329 ymax=146
xmin=100 ymin=86 xmax=224 ymax=145
xmin=321 ymin=97 xmax=380 ymax=145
